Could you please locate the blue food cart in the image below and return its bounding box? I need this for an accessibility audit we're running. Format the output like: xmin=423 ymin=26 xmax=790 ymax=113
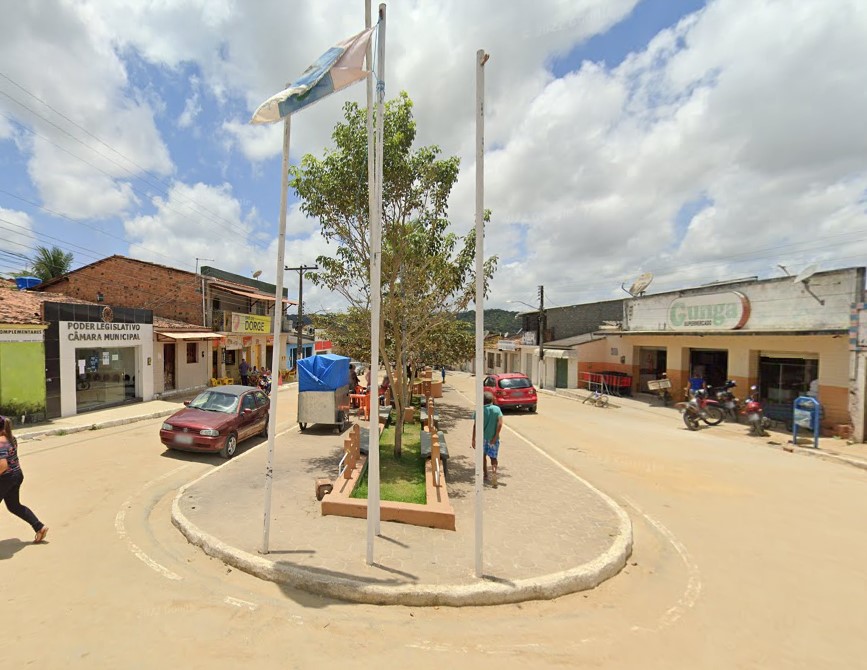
xmin=296 ymin=354 xmax=350 ymax=433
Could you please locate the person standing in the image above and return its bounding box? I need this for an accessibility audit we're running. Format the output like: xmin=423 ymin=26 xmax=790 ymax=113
xmin=0 ymin=416 xmax=48 ymax=543
xmin=239 ymin=358 xmax=250 ymax=386
xmin=441 ymin=365 xmax=446 ymax=383
xmin=472 ymin=391 xmax=504 ymax=488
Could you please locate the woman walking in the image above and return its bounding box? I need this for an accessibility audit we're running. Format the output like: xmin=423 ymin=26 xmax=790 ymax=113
xmin=0 ymin=416 xmax=48 ymax=543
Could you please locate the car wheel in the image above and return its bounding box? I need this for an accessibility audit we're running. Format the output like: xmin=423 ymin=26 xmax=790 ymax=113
xmin=529 ymin=405 xmax=537 ymax=413
xmin=220 ymin=432 xmax=238 ymax=459
xmin=260 ymin=414 xmax=269 ymax=438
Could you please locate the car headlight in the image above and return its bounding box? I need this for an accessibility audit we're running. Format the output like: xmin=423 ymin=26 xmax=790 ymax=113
xmin=161 ymin=423 xmax=173 ymax=431
xmin=199 ymin=428 xmax=220 ymax=437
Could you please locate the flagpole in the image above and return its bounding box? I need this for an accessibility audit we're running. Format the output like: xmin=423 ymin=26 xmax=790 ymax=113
xmin=473 ymin=49 xmax=489 ymax=578
xmin=366 ymin=2 xmax=385 ymax=566
xmin=262 ymin=113 xmax=292 ymax=554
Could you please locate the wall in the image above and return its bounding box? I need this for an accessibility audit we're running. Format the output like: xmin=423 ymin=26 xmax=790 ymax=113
xmin=0 ymin=340 xmax=46 ymax=418
xmin=40 ymin=256 xmax=204 ymax=325
xmin=523 ymin=298 xmax=624 ymax=342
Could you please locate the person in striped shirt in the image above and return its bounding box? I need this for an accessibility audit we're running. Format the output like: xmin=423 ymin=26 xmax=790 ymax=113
xmin=0 ymin=415 xmax=48 ymax=543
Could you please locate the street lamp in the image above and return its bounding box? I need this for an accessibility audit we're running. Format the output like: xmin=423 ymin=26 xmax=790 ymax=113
xmin=507 ymin=297 xmax=545 ymax=388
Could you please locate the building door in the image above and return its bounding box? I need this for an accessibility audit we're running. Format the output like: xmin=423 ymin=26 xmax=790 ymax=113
xmin=638 ymin=347 xmax=667 ymax=393
xmin=555 ymin=358 xmax=568 ymax=388
xmin=164 ymin=343 xmax=176 ymax=391
xmin=689 ymin=348 xmax=728 ymax=389
xmin=759 ymin=355 xmax=818 ymax=424
xmin=212 ymin=350 xmax=219 ymax=379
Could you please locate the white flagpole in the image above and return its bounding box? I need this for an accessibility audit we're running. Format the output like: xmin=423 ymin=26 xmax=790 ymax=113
xmin=473 ymin=49 xmax=488 ymax=578
xmin=366 ymin=2 xmax=386 ymax=565
xmin=262 ymin=113 xmax=292 ymax=554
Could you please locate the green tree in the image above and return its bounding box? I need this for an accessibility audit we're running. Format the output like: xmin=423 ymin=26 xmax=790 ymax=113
xmin=31 ymin=246 xmax=73 ymax=281
xmin=293 ymin=92 xmax=497 ymax=456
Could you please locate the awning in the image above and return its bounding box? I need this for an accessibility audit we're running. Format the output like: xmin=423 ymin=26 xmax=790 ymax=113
xmin=211 ymin=283 xmax=296 ymax=305
xmin=156 ymin=332 xmax=224 ymax=341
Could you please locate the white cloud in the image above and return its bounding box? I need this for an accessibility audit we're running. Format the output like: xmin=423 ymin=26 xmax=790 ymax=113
xmin=0 ymin=1 xmax=173 ymax=219
xmin=123 ymin=181 xmax=258 ymax=274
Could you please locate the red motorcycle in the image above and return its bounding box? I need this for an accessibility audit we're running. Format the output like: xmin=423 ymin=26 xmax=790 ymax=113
xmin=677 ymin=389 xmax=725 ymax=430
xmin=742 ymin=385 xmax=771 ymax=436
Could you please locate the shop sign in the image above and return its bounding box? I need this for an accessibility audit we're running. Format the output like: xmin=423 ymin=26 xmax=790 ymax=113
xmin=498 ymin=340 xmax=516 ymax=351
xmin=521 ymin=331 xmax=537 ymax=345
xmin=225 ymin=335 xmax=243 ymax=350
xmin=64 ymin=321 xmax=144 ymax=342
xmin=668 ymin=292 xmax=750 ymax=331
xmin=231 ymin=312 xmax=271 ymax=334
xmin=315 ymin=340 xmax=332 ymax=351
xmin=0 ymin=326 xmax=45 ymax=343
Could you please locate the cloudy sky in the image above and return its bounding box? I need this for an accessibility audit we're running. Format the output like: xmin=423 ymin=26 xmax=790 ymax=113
xmin=1 ymin=0 xmax=866 ymax=314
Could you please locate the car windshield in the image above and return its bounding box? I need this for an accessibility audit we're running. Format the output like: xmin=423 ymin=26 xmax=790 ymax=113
xmin=188 ymin=391 xmax=240 ymax=414
xmin=500 ymin=377 xmax=531 ymax=390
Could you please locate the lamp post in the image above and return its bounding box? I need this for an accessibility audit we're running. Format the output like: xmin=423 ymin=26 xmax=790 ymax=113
xmin=507 ymin=292 xmax=545 ymax=388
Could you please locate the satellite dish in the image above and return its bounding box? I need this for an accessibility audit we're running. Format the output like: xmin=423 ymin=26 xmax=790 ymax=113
xmin=794 ymin=264 xmax=818 ymax=284
xmin=252 ymin=270 xmax=263 ymax=279
xmin=624 ymin=272 xmax=654 ymax=297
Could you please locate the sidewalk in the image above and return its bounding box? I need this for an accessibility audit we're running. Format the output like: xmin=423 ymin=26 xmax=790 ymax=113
xmin=172 ymin=374 xmax=633 ymax=606
xmin=15 ymin=383 xmax=296 ymax=441
xmin=552 ymin=387 xmax=867 ymax=471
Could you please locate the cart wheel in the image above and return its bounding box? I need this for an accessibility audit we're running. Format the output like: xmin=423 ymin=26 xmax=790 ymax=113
xmin=298 ymin=422 xmax=307 ymax=431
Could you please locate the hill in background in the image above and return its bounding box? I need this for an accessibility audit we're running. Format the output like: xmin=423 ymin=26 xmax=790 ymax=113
xmin=456 ymin=309 xmax=521 ymax=336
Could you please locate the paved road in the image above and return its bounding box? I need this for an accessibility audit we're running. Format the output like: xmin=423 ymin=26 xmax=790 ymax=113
xmin=3 ymin=374 xmax=866 ymax=668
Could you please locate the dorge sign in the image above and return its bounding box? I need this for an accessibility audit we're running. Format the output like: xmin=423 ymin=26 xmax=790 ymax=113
xmin=668 ymin=292 xmax=750 ymax=330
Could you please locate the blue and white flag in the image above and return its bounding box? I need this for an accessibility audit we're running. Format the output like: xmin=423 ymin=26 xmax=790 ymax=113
xmin=251 ymin=27 xmax=375 ymax=124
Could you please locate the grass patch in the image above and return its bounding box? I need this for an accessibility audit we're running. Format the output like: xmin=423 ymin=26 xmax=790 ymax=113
xmin=352 ymin=419 xmax=426 ymax=505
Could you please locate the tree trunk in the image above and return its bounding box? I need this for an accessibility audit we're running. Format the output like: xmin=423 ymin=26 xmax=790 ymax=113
xmin=386 ymin=360 xmax=404 ymax=458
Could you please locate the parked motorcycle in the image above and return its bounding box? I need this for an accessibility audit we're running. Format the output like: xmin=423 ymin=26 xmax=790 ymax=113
xmin=742 ymin=385 xmax=771 ymax=436
xmin=258 ymin=372 xmax=272 ymax=395
xmin=709 ymin=380 xmax=740 ymax=422
xmin=677 ymin=389 xmax=725 ymax=430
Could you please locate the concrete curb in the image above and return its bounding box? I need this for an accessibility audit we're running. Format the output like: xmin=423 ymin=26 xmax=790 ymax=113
xmin=170 ymin=442 xmax=633 ymax=607
xmin=15 ymin=382 xmax=298 ymax=442
xmin=17 ymin=409 xmax=179 ymax=441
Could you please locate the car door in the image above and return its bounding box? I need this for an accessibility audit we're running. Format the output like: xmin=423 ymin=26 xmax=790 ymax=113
xmin=253 ymin=390 xmax=269 ymax=431
xmin=238 ymin=392 xmax=258 ymax=440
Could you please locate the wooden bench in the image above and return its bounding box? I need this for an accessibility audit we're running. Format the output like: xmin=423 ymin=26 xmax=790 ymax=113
xmin=419 ymin=429 xmax=449 ymax=480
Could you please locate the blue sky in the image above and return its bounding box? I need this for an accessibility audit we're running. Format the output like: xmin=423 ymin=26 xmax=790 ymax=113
xmin=1 ymin=0 xmax=866 ymax=313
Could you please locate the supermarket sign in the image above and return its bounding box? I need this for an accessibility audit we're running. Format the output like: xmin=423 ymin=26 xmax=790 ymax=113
xmin=668 ymin=292 xmax=750 ymax=330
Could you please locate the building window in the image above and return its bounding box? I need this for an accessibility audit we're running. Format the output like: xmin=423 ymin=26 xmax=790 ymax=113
xmin=186 ymin=342 xmax=197 ymax=364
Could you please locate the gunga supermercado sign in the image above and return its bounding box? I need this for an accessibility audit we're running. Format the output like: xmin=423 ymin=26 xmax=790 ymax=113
xmin=668 ymin=292 xmax=751 ymax=330
xmin=66 ymin=321 xmax=144 ymax=342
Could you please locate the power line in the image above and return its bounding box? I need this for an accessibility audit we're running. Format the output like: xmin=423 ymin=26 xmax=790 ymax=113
xmin=0 ymin=70 xmax=246 ymax=233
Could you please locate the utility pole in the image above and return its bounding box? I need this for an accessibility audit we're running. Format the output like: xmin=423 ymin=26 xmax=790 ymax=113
xmin=285 ymin=265 xmax=318 ymax=367
xmin=538 ymin=285 xmax=545 ymax=389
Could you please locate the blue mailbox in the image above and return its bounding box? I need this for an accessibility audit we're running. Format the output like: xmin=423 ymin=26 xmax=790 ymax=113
xmin=792 ymin=396 xmax=821 ymax=449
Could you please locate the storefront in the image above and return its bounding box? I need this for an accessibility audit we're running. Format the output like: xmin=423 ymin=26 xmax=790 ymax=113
xmin=154 ymin=328 xmax=222 ymax=395
xmin=591 ymin=267 xmax=866 ymax=436
xmin=214 ymin=312 xmax=288 ymax=381
xmin=43 ymin=302 xmax=154 ymax=418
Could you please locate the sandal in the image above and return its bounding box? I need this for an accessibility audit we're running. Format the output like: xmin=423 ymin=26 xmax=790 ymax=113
xmin=34 ymin=527 xmax=49 ymax=544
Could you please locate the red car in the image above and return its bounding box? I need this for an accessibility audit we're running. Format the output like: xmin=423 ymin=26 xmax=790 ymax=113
xmin=483 ymin=373 xmax=538 ymax=412
xmin=160 ymin=385 xmax=270 ymax=458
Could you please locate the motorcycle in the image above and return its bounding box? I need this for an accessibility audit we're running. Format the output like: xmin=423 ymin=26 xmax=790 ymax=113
xmin=709 ymin=380 xmax=740 ymax=422
xmin=677 ymin=389 xmax=725 ymax=430
xmin=258 ymin=372 xmax=272 ymax=395
xmin=742 ymin=385 xmax=771 ymax=436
